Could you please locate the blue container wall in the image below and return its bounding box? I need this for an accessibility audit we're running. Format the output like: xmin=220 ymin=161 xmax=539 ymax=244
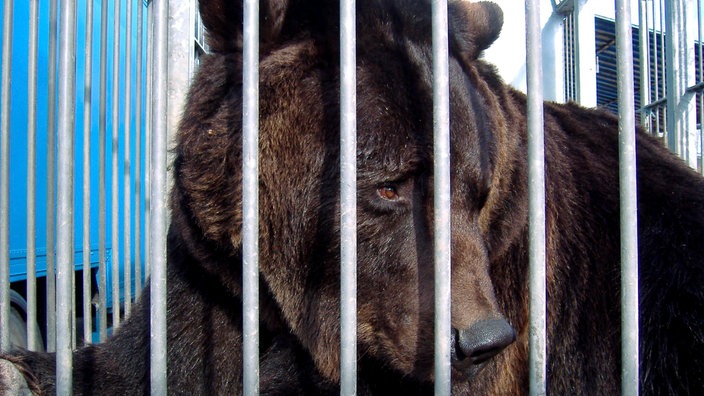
xmin=0 ymin=0 xmax=149 ymax=306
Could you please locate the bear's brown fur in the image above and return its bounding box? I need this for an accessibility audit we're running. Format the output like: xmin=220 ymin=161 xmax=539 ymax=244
xmin=2 ymin=0 xmax=703 ymax=394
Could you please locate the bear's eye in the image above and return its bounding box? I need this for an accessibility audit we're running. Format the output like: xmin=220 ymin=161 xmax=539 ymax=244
xmin=378 ymin=186 xmax=399 ymax=201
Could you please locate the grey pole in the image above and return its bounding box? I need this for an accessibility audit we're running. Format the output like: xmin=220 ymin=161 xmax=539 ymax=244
xmin=150 ymin=0 xmax=169 ymax=393
xmin=98 ymin=0 xmax=109 ymax=343
xmin=27 ymin=0 xmax=39 ymax=351
xmin=111 ymin=0 xmax=121 ymax=330
xmin=56 ymin=0 xmax=77 ymax=392
xmin=46 ymin=0 xmax=58 ymax=353
xmin=0 ymin=0 xmax=13 ymax=353
xmin=638 ymin=0 xmax=651 ymax=129
xmin=615 ymin=0 xmax=640 ymax=395
xmin=135 ymin=0 xmax=144 ymax=296
xmin=526 ymin=1 xmax=546 ymax=396
xmin=431 ymin=0 xmax=451 ymax=394
xmin=82 ymin=0 xmax=95 ymax=345
xmin=145 ymin=0 xmax=153 ymax=284
xmin=124 ymin=0 xmax=133 ymax=318
xmin=242 ymin=0 xmax=260 ymax=394
xmin=339 ymin=0 xmax=357 ymax=394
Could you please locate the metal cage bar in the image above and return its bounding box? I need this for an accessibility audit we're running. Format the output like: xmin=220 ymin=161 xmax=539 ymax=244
xmin=124 ymin=0 xmax=133 ymax=318
xmin=666 ymin=0 xmax=698 ymax=168
xmin=339 ymin=0 xmax=358 ymax=394
xmin=56 ymin=0 xmax=77 ymax=392
xmin=111 ymin=0 xmax=122 ymax=330
xmin=151 ymin=0 xmax=169 ymax=393
xmin=27 ymin=0 xmax=39 ymax=352
xmin=525 ymin=1 xmax=547 ymax=395
xmin=0 ymin=0 xmax=13 ymax=354
xmin=46 ymin=0 xmax=59 ymax=354
xmin=615 ymin=1 xmax=640 ymax=395
xmin=135 ymin=0 xmax=145 ymax=298
xmin=98 ymin=0 xmax=109 ymax=344
xmin=242 ymin=0 xmax=261 ymax=394
xmin=145 ymin=0 xmax=154 ymax=285
xmin=82 ymin=0 xmax=95 ymax=346
xmin=638 ymin=0 xmax=651 ymax=129
xmin=431 ymin=0 xmax=452 ymax=394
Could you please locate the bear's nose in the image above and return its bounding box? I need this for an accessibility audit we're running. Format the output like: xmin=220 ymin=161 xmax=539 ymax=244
xmin=451 ymin=319 xmax=516 ymax=370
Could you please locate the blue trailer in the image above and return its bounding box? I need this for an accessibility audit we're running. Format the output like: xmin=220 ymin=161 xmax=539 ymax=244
xmin=1 ymin=0 xmax=148 ymax=349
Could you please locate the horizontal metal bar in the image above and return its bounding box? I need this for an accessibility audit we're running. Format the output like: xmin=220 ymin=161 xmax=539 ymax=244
xmin=642 ymin=97 xmax=667 ymax=111
xmin=685 ymin=81 xmax=704 ymax=94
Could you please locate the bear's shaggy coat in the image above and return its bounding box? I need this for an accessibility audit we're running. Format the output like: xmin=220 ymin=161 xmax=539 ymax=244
xmin=2 ymin=0 xmax=703 ymax=394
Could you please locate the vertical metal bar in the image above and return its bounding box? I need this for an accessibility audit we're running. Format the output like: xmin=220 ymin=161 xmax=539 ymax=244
xmin=83 ymin=0 xmax=95 ymax=346
xmin=431 ymin=0 xmax=451 ymax=394
xmin=526 ymin=1 xmax=547 ymax=395
xmin=0 ymin=0 xmax=13 ymax=354
xmin=135 ymin=0 xmax=144 ymax=296
xmin=652 ymin=0 xmax=660 ymax=135
xmin=242 ymin=0 xmax=260 ymax=394
xmin=46 ymin=0 xmax=58 ymax=353
xmin=666 ymin=0 xmax=697 ymax=166
xmin=574 ymin=0 xmax=598 ymax=107
xmin=56 ymin=0 xmax=77 ymax=392
xmin=659 ymin=0 xmax=666 ymax=137
xmin=615 ymin=1 xmax=640 ymax=395
xmin=99 ymin=0 xmax=109 ymax=342
xmin=27 ymin=0 xmax=39 ymax=352
xmin=699 ymin=0 xmax=704 ymax=174
xmin=112 ymin=0 xmax=122 ymax=330
xmin=639 ymin=0 xmax=651 ymax=128
xmin=566 ymin=13 xmax=573 ymax=101
xmin=150 ymin=0 xmax=169 ymax=393
xmin=145 ymin=0 xmax=153 ymax=284
xmin=339 ymin=0 xmax=357 ymax=394
xmin=124 ymin=0 xmax=133 ymax=317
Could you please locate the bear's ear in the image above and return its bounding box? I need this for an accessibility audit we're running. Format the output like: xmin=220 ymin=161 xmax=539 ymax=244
xmin=199 ymin=0 xmax=290 ymax=52
xmin=449 ymin=1 xmax=503 ymax=59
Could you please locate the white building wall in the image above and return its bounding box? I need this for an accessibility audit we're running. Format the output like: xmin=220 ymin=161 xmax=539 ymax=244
xmin=483 ymin=0 xmax=565 ymax=102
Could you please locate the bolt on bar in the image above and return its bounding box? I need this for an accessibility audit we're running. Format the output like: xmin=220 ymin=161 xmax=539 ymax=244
xmin=27 ymin=0 xmax=39 ymax=352
xmin=242 ymin=0 xmax=260 ymax=394
xmin=82 ymin=0 xmax=95 ymax=345
xmin=98 ymin=0 xmax=109 ymax=343
xmin=112 ymin=0 xmax=122 ymax=330
xmin=431 ymin=0 xmax=452 ymax=394
xmin=56 ymin=0 xmax=77 ymax=392
xmin=0 ymin=0 xmax=13 ymax=354
xmin=150 ymin=0 xmax=169 ymax=393
xmin=525 ymin=1 xmax=547 ymax=395
xmin=339 ymin=0 xmax=357 ymax=394
xmin=615 ymin=1 xmax=640 ymax=395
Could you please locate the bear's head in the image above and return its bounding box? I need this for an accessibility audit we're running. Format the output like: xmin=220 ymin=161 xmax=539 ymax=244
xmin=174 ymin=0 xmax=522 ymax=386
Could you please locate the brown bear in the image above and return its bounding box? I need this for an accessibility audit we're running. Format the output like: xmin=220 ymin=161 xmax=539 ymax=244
xmin=2 ymin=0 xmax=703 ymax=394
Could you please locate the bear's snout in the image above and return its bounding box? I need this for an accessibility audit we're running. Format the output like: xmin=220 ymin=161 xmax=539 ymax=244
xmin=451 ymin=319 xmax=516 ymax=376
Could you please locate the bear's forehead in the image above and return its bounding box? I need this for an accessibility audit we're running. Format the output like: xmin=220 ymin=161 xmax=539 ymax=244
xmin=257 ymin=18 xmax=485 ymax=179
